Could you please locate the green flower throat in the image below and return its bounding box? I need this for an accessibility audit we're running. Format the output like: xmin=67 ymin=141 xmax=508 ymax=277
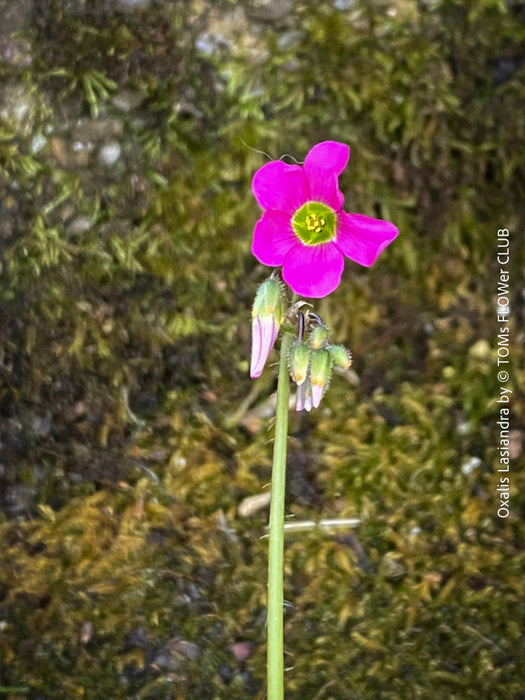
xmin=292 ymin=201 xmax=336 ymax=246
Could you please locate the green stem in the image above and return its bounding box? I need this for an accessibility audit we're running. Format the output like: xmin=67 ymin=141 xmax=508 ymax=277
xmin=267 ymin=331 xmax=292 ymax=700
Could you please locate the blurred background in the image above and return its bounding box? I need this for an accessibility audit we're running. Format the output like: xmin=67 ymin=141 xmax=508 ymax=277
xmin=0 ymin=0 xmax=524 ymax=697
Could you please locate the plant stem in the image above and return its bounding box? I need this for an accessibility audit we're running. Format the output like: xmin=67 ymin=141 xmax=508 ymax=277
xmin=267 ymin=331 xmax=292 ymax=700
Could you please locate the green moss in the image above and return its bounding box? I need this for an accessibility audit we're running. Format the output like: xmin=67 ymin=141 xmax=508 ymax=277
xmin=0 ymin=0 xmax=524 ymax=696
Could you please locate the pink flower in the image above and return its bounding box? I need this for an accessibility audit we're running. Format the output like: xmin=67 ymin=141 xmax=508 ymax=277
xmin=252 ymin=141 xmax=399 ymax=298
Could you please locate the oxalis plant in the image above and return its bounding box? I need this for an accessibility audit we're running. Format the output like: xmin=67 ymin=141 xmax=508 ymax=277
xmin=249 ymin=141 xmax=399 ymax=699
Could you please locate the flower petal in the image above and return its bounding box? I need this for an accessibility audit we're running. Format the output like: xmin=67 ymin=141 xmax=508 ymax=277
xmin=296 ymin=380 xmax=307 ymax=412
xmin=250 ymin=316 xmax=278 ymax=378
xmin=295 ymin=377 xmax=313 ymax=412
xmin=252 ymin=211 xmax=298 ymax=266
xmin=304 ymin=141 xmax=350 ymax=177
xmin=311 ymin=383 xmax=324 ymax=409
xmin=305 ymin=168 xmax=344 ymax=211
xmin=282 ymin=242 xmax=344 ymax=298
xmin=252 ymin=161 xmax=309 ymax=213
xmin=335 ymin=212 xmax=399 ymax=267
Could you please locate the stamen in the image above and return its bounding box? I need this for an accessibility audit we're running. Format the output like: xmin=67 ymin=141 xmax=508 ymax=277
xmin=306 ymin=214 xmax=325 ymax=234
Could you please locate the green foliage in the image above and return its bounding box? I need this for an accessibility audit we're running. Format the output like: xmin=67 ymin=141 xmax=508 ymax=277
xmin=0 ymin=0 xmax=524 ymax=697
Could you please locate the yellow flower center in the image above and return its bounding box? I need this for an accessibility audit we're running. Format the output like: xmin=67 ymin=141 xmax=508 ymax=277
xmin=292 ymin=201 xmax=336 ymax=246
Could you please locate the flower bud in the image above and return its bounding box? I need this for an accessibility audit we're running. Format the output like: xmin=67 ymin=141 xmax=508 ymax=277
xmin=310 ymin=348 xmax=333 ymax=408
xmin=328 ymin=344 xmax=352 ymax=369
xmin=296 ymin=377 xmax=313 ymax=412
xmin=310 ymin=324 xmax=329 ymax=349
xmin=250 ymin=278 xmax=285 ymax=379
xmin=288 ymin=341 xmax=310 ymax=385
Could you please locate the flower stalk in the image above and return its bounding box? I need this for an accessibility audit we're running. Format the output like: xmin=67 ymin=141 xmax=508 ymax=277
xmin=267 ymin=330 xmax=292 ymax=700
xmin=250 ymin=141 xmax=398 ymax=699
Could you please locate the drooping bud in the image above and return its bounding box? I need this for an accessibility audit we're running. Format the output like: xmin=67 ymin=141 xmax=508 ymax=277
xmin=250 ymin=278 xmax=285 ymax=379
xmin=328 ymin=344 xmax=352 ymax=369
xmin=310 ymin=324 xmax=329 ymax=349
xmin=288 ymin=341 xmax=310 ymax=385
xmin=309 ymin=348 xmax=333 ymax=408
xmin=296 ymin=376 xmax=313 ymax=412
